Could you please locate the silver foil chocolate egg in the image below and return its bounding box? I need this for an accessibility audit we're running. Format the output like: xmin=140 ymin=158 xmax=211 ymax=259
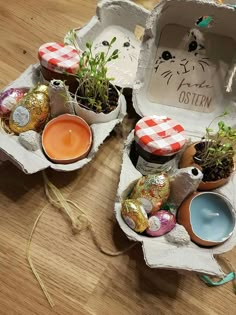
xmin=130 ymin=173 xmax=170 ymax=215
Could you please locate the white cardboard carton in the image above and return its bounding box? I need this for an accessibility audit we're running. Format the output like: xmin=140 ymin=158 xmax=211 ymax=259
xmin=0 ymin=65 xmax=126 ymax=173
xmin=1 ymin=0 xmax=148 ymax=173
xmin=64 ymin=0 xmax=149 ymax=88
xmin=133 ymin=0 xmax=236 ymax=135
xmin=115 ymin=0 xmax=236 ymax=276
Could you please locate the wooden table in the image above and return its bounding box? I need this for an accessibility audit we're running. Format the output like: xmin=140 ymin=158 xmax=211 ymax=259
xmin=0 ymin=1 xmax=235 ymax=314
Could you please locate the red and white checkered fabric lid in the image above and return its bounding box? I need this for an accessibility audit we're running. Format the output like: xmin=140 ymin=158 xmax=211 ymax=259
xmin=134 ymin=116 xmax=186 ymax=156
xmin=38 ymin=42 xmax=82 ymax=74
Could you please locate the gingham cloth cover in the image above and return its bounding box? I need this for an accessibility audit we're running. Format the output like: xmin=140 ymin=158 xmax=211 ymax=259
xmin=38 ymin=42 xmax=82 ymax=74
xmin=134 ymin=116 xmax=186 ymax=156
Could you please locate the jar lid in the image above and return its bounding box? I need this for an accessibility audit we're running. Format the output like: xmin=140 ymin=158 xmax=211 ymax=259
xmin=38 ymin=42 xmax=82 ymax=74
xmin=134 ymin=116 xmax=186 ymax=156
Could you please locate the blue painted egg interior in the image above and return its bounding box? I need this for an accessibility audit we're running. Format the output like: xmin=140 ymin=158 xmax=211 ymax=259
xmin=190 ymin=193 xmax=235 ymax=242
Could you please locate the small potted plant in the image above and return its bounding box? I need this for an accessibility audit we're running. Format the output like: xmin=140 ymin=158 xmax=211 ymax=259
xmin=68 ymin=34 xmax=122 ymax=124
xmin=179 ymin=113 xmax=236 ymax=190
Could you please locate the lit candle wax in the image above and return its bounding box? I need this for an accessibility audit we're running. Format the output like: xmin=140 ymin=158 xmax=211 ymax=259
xmin=42 ymin=114 xmax=92 ymax=164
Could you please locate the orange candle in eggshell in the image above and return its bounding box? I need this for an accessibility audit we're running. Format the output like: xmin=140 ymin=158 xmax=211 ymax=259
xmin=42 ymin=114 xmax=92 ymax=164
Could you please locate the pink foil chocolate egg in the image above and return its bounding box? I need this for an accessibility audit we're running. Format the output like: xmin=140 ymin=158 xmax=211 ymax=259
xmin=0 ymin=87 xmax=29 ymax=117
xmin=146 ymin=210 xmax=176 ymax=237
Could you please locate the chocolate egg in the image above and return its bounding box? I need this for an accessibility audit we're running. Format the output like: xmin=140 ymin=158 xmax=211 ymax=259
xmin=131 ymin=173 xmax=170 ymax=214
xmin=121 ymin=199 xmax=149 ymax=233
xmin=146 ymin=210 xmax=176 ymax=237
xmin=9 ymin=84 xmax=50 ymax=134
xmin=0 ymin=87 xmax=29 ymax=117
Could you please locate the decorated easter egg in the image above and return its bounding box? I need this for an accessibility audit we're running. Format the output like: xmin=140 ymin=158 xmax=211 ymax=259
xmin=130 ymin=173 xmax=170 ymax=214
xmin=121 ymin=199 xmax=149 ymax=233
xmin=146 ymin=210 xmax=176 ymax=237
xmin=0 ymin=87 xmax=29 ymax=117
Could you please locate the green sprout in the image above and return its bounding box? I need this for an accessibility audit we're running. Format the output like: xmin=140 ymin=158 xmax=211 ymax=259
xmin=66 ymin=30 xmax=119 ymax=113
xmin=195 ymin=112 xmax=236 ymax=180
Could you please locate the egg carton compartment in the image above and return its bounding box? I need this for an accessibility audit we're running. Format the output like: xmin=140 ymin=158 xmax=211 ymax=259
xmin=64 ymin=0 xmax=149 ymax=89
xmin=0 ymin=64 xmax=126 ymax=174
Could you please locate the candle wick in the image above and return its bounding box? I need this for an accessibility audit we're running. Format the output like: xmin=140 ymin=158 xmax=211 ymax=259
xmin=68 ymin=129 xmax=72 ymax=144
xmin=208 ymin=212 xmax=220 ymax=216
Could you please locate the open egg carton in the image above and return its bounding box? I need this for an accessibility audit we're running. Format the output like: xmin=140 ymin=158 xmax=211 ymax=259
xmin=0 ymin=64 xmax=126 ymax=174
xmin=0 ymin=0 xmax=149 ymax=174
xmin=0 ymin=0 xmax=150 ymax=174
xmin=115 ymin=0 xmax=236 ymax=276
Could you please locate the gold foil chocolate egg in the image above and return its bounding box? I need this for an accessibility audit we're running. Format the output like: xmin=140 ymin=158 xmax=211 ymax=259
xmin=9 ymin=84 xmax=50 ymax=134
xmin=130 ymin=173 xmax=170 ymax=215
xmin=121 ymin=199 xmax=149 ymax=233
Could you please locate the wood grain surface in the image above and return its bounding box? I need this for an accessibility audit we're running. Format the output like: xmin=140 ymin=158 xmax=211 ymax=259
xmin=0 ymin=0 xmax=236 ymax=314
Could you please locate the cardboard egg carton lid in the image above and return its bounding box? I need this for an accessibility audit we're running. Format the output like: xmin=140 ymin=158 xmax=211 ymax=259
xmin=133 ymin=0 xmax=236 ymax=137
xmin=64 ymin=0 xmax=149 ymax=88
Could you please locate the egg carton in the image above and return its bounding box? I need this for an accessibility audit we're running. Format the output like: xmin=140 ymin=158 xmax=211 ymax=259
xmin=0 ymin=64 xmax=126 ymax=174
xmin=115 ymin=0 xmax=236 ymax=275
xmin=115 ymin=132 xmax=236 ymax=276
xmin=0 ymin=0 xmax=149 ymax=173
xmin=64 ymin=0 xmax=150 ymax=89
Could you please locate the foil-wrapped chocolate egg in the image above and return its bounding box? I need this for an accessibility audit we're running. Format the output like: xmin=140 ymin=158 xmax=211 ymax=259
xmin=146 ymin=210 xmax=176 ymax=237
xmin=9 ymin=84 xmax=50 ymax=134
xmin=121 ymin=199 xmax=149 ymax=233
xmin=131 ymin=173 xmax=170 ymax=215
xmin=0 ymin=87 xmax=29 ymax=118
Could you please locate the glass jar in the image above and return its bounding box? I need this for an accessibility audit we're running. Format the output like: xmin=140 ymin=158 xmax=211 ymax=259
xmin=38 ymin=42 xmax=82 ymax=93
xmin=130 ymin=116 xmax=186 ymax=175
